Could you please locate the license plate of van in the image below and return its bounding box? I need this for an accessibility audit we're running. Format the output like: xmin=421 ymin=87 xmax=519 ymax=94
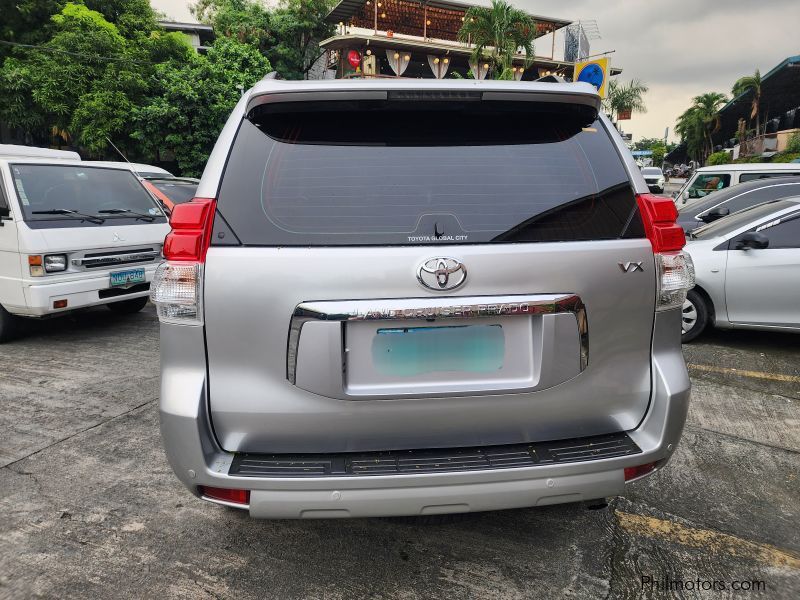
xmin=110 ymin=267 xmax=145 ymax=287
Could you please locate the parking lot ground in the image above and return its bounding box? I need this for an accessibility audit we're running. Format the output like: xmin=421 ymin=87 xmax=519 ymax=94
xmin=1 ymin=306 xmax=798 ymax=599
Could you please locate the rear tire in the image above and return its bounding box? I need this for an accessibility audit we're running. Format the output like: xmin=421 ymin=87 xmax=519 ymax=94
xmin=106 ymin=297 xmax=148 ymax=314
xmin=0 ymin=305 xmax=19 ymax=343
xmin=681 ymin=289 xmax=708 ymax=343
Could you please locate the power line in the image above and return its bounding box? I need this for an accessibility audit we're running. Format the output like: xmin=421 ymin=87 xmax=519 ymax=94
xmin=0 ymin=39 xmax=149 ymax=65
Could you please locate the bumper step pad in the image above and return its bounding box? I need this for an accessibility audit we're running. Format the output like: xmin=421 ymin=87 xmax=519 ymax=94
xmin=229 ymin=432 xmax=641 ymax=478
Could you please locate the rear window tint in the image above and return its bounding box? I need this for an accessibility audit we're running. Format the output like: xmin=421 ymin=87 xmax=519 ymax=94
xmin=215 ymin=99 xmax=641 ymax=246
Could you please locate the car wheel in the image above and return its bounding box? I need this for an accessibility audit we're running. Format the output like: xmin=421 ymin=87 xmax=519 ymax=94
xmin=681 ymin=289 xmax=708 ymax=343
xmin=106 ymin=297 xmax=149 ymax=314
xmin=0 ymin=305 xmax=19 ymax=343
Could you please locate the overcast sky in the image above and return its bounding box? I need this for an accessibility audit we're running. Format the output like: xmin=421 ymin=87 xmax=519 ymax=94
xmin=152 ymin=0 xmax=800 ymax=141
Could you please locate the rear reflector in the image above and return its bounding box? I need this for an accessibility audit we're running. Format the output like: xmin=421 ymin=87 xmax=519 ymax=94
xmin=624 ymin=462 xmax=656 ymax=482
xmin=199 ymin=486 xmax=250 ymax=506
xmin=53 ymin=299 xmax=68 ymax=309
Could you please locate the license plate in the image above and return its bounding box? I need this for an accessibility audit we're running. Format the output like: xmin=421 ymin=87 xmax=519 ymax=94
xmin=372 ymin=325 xmax=505 ymax=377
xmin=109 ymin=268 xmax=145 ymax=287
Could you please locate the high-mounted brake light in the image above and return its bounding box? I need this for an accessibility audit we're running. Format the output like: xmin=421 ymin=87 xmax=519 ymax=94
xmin=636 ymin=194 xmax=695 ymax=311
xmin=151 ymin=198 xmax=216 ymax=325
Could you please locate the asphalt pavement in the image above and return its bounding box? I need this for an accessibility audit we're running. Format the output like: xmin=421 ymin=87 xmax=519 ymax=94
xmin=1 ymin=305 xmax=798 ymax=599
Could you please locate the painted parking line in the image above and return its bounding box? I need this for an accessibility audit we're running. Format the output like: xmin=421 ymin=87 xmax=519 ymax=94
xmin=688 ymin=363 xmax=800 ymax=384
xmin=617 ymin=511 xmax=800 ymax=569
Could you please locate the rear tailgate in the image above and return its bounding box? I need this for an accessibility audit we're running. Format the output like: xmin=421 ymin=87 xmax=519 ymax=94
xmin=203 ymin=90 xmax=655 ymax=454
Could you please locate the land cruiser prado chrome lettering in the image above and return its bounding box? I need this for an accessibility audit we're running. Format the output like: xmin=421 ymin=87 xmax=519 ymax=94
xmin=151 ymin=79 xmax=694 ymax=519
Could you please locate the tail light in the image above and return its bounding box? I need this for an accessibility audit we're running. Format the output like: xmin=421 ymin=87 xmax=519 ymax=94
xmin=150 ymin=198 xmax=216 ymax=325
xmin=636 ymin=194 xmax=695 ymax=311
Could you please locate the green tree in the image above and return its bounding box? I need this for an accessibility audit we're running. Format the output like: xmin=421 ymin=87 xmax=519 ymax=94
xmin=268 ymin=0 xmax=335 ymax=79
xmin=132 ymin=37 xmax=272 ymax=175
xmin=675 ymin=92 xmax=727 ymax=163
xmin=0 ymin=0 xmax=64 ymax=60
xmin=0 ymin=3 xmax=130 ymax=144
xmin=731 ymin=69 xmax=762 ymax=136
xmin=192 ymin=0 xmax=272 ymax=50
xmin=457 ymin=0 xmax=535 ymax=79
xmin=193 ymin=0 xmax=334 ymax=79
xmin=603 ymin=78 xmax=648 ymax=124
xmin=632 ymin=137 xmax=664 ymax=151
xmin=0 ymin=2 xmax=193 ymax=153
xmin=676 ymin=92 xmax=727 ymax=164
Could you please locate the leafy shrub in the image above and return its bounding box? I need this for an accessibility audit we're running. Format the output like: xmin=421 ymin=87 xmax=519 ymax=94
xmin=771 ymin=152 xmax=800 ymax=163
xmin=786 ymin=132 xmax=800 ymax=154
xmin=706 ymin=151 xmax=730 ymax=166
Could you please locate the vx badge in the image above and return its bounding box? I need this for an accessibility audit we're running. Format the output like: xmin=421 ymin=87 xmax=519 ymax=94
xmin=619 ymin=261 xmax=644 ymax=273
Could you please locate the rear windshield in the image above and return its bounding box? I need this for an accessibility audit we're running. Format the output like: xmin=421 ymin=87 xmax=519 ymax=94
xmin=10 ymin=164 xmax=166 ymax=227
xmin=150 ymin=180 xmax=197 ymax=205
xmin=215 ymin=99 xmax=642 ymax=246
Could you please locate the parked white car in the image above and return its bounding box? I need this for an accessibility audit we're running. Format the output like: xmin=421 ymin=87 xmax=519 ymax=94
xmin=0 ymin=157 xmax=170 ymax=341
xmin=641 ymin=167 xmax=665 ymax=193
xmin=674 ymin=163 xmax=800 ymax=205
xmin=681 ymin=197 xmax=800 ymax=341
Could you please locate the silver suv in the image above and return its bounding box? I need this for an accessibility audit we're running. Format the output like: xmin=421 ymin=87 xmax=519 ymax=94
xmin=152 ymin=79 xmax=694 ymax=519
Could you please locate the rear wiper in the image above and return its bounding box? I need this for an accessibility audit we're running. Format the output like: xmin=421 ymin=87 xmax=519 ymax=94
xmin=97 ymin=208 xmax=156 ymax=222
xmin=31 ymin=209 xmax=105 ymax=224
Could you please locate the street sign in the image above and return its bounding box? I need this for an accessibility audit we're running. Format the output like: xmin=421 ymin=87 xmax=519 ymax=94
xmin=617 ymin=109 xmax=632 ymax=120
xmin=573 ymin=57 xmax=609 ymax=98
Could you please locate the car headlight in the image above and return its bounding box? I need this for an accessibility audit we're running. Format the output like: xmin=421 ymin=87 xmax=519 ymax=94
xmin=44 ymin=254 xmax=68 ymax=273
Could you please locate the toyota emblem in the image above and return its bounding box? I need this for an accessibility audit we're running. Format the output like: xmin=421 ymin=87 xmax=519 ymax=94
xmin=417 ymin=258 xmax=467 ymax=291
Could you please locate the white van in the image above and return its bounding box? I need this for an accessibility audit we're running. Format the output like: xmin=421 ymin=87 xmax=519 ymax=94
xmin=91 ymin=161 xmax=174 ymax=179
xmin=0 ymin=144 xmax=81 ymax=161
xmin=0 ymin=158 xmax=171 ymax=341
xmin=675 ymin=163 xmax=800 ymax=205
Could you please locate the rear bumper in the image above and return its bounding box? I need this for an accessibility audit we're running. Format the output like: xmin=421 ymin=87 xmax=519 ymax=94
xmin=7 ymin=265 xmax=157 ymax=316
xmin=159 ymin=310 xmax=690 ymax=519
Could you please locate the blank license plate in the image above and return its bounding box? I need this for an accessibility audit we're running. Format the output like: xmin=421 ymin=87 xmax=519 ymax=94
xmin=372 ymin=325 xmax=504 ymax=377
xmin=109 ymin=268 xmax=145 ymax=287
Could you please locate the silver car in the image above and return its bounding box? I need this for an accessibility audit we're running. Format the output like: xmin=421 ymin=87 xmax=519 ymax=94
xmin=682 ymin=198 xmax=800 ymax=342
xmin=151 ymin=79 xmax=694 ymax=519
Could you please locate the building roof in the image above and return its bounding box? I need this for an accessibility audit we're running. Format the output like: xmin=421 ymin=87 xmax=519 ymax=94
xmin=713 ymin=55 xmax=800 ymax=145
xmin=158 ymin=21 xmax=214 ymax=33
xmin=327 ymin=0 xmax=572 ymax=31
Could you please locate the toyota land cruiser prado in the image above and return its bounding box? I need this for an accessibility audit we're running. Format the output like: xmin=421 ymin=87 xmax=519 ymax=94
xmin=151 ymin=79 xmax=693 ymax=518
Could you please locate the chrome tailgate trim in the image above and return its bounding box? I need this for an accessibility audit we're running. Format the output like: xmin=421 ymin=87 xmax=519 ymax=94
xmin=287 ymin=293 xmax=587 ymax=384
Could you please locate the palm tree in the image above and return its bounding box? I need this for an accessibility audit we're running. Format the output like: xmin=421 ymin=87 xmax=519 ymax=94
xmin=675 ymin=92 xmax=727 ymax=164
xmin=457 ymin=0 xmax=535 ymax=79
xmin=603 ymin=78 xmax=649 ymax=124
xmin=732 ymin=69 xmax=762 ymax=136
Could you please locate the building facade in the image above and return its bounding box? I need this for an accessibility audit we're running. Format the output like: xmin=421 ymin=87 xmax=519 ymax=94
xmin=317 ymin=0 xmax=611 ymax=81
